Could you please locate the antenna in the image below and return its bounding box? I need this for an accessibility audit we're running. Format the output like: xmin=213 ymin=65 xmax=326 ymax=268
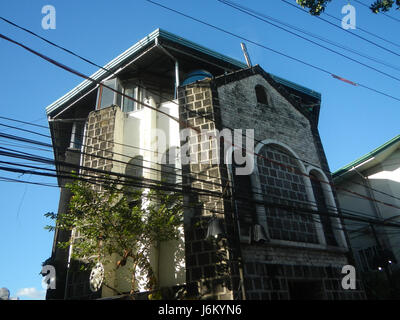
xmin=240 ymin=43 xmax=253 ymax=67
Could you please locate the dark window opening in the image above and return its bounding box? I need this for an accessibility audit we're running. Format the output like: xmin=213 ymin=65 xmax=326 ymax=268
xmin=232 ymin=157 xmax=256 ymax=231
xmin=125 ymin=156 xmax=144 ymax=206
xmin=161 ymin=147 xmax=180 ymax=185
xmin=255 ymin=85 xmax=268 ymax=104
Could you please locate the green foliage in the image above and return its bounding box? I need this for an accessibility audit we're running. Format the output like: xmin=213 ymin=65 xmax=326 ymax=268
xmin=295 ymin=0 xmax=400 ymax=15
xmin=296 ymin=0 xmax=332 ymax=15
xmin=45 ymin=177 xmax=183 ymax=294
xmin=370 ymin=0 xmax=400 ymax=13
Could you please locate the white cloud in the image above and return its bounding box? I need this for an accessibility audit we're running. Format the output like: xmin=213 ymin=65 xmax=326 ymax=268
xmin=16 ymin=287 xmax=46 ymax=300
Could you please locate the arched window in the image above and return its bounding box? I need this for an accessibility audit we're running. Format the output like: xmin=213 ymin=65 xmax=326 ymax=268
xmin=126 ymin=156 xmax=143 ymax=180
xmin=257 ymin=144 xmax=318 ymax=244
xmin=309 ymin=171 xmax=337 ymax=246
xmin=255 ymin=85 xmax=268 ymax=104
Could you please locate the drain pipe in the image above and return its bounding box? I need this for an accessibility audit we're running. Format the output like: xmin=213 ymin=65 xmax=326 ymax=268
xmin=155 ymin=38 xmax=180 ymax=99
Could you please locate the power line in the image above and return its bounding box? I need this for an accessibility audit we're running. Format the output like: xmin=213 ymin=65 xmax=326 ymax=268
xmin=2 ymin=135 xmax=400 ymax=248
xmin=281 ymin=0 xmax=400 ymax=59
xmin=0 ymin=164 xmax=388 ymax=240
xmin=0 ymin=132 xmax=397 ymax=226
xmin=224 ymin=0 xmax=400 ymax=73
xmin=0 ymin=115 xmax=49 ymax=130
xmin=352 ymin=0 xmax=400 ymax=24
xmin=322 ymin=2 xmax=400 ymax=49
xmin=1 ymin=26 xmax=399 ymax=213
xmin=3 ymin=119 xmax=400 ymax=221
xmin=0 ymin=130 xmax=348 ymax=217
xmin=0 ymin=108 xmax=378 ymax=207
xmin=0 ymin=121 xmax=226 ymax=190
xmin=1 ymin=15 xmax=399 ymax=207
xmin=218 ymin=0 xmax=400 ymax=83
xmin=144 ymin=1 xmax=400 ymax=101
xmin=0 ymin=16 xmax=112 ymax=75
xmin=2 ymin=151 xmax=400 ymax=231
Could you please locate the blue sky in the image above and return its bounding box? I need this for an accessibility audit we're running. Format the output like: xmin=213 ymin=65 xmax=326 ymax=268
xmin=0 ymin=0 xmax=399 ymax=299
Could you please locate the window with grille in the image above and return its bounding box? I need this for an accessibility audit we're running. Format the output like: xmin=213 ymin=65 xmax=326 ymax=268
xmin=257 ymin=144 xmax=319 ymax=244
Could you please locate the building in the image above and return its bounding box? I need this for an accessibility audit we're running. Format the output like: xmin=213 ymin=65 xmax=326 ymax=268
xmin=333 ymin=135 xmax=400 ymax=297
xmin=45 ymin=28 xmax=365 ymax=300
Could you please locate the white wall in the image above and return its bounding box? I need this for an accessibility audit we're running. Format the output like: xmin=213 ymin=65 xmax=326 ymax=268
xmin=114 ymin=96 xmax=185 ymax=292
xmin=335 ymin=148 xmax=400 ymax=270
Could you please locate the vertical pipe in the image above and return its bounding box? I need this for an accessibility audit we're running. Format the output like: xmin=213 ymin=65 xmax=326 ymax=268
xmin=240 ymin=43 xmax=252 ymax=68
xmin=174 ymin=60 xmax=180 ymax=100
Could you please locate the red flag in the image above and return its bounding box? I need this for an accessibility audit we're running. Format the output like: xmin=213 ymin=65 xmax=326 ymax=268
xmin=331 ymin=74 xmax=358 ymax=86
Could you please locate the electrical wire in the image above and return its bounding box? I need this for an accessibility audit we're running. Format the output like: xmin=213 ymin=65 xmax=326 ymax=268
xmin=281 ymin=0 xmax=400 ymax=58
xmin=4 ymin=153 xmax=400 ymax=230
xmin=315 ymin=1 xmax=400 ymax=49
xmin=143 ymin=0 xmax=400 ymax=102
xmin=1 ymin=14 xmax=399 ymax=207
xmin=220 ymin=0 xmax=400 ymax=73
xmin=352 ymin=0 xmax=400 ymax=24
xmin=1 ymin=21 xmax=400 ymax=215
xmin=218 ymin=0 xmax=400 ymax=83
xmin=2 ymin=152 xmax=399 ymax=231
xmin=2 ymin=124 xmax=397 ymax=222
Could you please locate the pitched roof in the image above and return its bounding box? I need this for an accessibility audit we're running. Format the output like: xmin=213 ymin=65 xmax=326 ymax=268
xmin=332 ymin=134 xmax=400 ymax=180
xmin=45 ymin=28 xmax=321 ymax=117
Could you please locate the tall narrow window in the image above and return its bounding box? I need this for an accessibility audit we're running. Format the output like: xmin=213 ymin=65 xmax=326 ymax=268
xmin=309 ymin=171 xmax=337 ymax=246
xmin=98 ymin=79 xmax=116 ymax=109
xmin=125 ymin=156 xmax=144 ymax=207
xmin=122 ymin=85 xmax=144 ymax=113
xmin=232 ymin=156 xmax=256 ymax=237
xmin=96 ymin=78 xmax=122 ymax=110
xmin=255 ymin=85 xmax=268 ymax=104
xmin=70 ymin=121 xmax=85 ymax=149
xmin=161 ymin=147 xmax=180 ymax=185
xmin=123 ymin=86 xmax=137 ymax=112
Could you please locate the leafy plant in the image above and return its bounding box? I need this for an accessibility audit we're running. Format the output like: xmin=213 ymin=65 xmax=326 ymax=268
xmin=45 ymin=177 xmax=183 ymax=296
xmin=295 ymin=0 xmax=400 ymax=15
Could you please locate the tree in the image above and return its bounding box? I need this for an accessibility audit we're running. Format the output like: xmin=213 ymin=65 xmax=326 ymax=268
xmin=45 ymin=176 xmax=184 ymax=297
xmin=296 ymin=0 xmax=400 ymax=15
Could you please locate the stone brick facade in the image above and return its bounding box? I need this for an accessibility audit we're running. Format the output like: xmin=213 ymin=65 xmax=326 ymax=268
xmin=63 ymin=106 xmax=119 ymax=299
xmin=178 ymin=82 xmax=238 ymax=299
xmin=59 ymin=67 xmax=366 ymax=300
xmin=178 ymin=66 xmax=366 ymax=300
xmin=82 ymin=106 xmax=118 ymax=175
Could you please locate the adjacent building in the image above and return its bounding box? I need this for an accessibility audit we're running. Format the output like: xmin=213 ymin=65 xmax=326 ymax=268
xmin=333 ymin=135 xmax=400 ymax=294
xmin=45 ymin=28 xmax=365 ymax=300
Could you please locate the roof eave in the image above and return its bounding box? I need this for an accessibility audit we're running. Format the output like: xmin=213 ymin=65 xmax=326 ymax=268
xmin=333 ymin=134 xmax=400 ymax=180
xmin=45 ymin=28 xmax=248 ymax=118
